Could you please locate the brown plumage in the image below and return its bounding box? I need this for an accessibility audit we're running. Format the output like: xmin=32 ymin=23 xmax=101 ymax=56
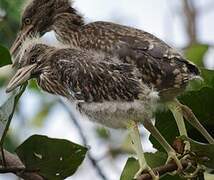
xmin=11 ymin=0 xmax=199 ymax=101
xmin=9 ymin=1 xmax=214 ymax=179
xmin=7 ymin=39 xmax=160 ymax=128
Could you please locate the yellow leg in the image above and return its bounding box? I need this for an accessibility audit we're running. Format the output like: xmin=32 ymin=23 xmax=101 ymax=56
xmin=142 ymin=119 xmax=183 ymax=171
xmin=181 ymin=103 xmax=214 ymax=144
xmin=167 ymin=99 xmax=214 ymax=144
xmin=166 ymin=99 xmax=191 ymax=152
xmin=127 ymin=120 xmax=159 ymax=180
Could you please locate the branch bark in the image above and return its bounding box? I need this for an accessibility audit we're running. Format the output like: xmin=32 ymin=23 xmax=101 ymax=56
xmin=0 ymin=149 xmax=43 ymax=180
xmin=138 ymin=159 xmax=192 ymax=180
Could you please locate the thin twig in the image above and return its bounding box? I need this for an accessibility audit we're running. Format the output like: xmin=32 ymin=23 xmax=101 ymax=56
xmin=0 ymin=146 xmax=6 ymax=167
xmin=59 ymin=99 xmax=108 ymax=180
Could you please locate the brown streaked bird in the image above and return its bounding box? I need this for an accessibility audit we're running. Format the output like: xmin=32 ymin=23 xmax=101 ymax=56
xmin=7 ymin=38 xmax=186 ymax=179
xmin=10 ymin=0 xmax=214 ymax=178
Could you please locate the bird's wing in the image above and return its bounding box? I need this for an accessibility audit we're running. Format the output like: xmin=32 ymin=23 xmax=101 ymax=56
xmin=81 ymin=22 xmax=199 ymax=90
xmin=56 ymin=57 xmax=143 ymax=102
xmin=82 ymin=21 xmax=181 ymax=59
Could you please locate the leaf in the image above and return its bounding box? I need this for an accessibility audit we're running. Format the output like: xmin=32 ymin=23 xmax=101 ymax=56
xmin=120 ymin=152 xmax=168 ymax=180
xmin=200 ymin=68 xmax=214 ymax=88
xmin=120 ymin=157 xmax=138 ymax=180
xmin=185 ymin=44 xmax=209 ymax=67
xmin=0 ymin=85 xmax=26 ymax=144
xmin=180 ymin=136 xmax=214 ymax=169
xmin=179 ymin=87 xmax=214 ymax=129
xmin=16 ymin=135 xmax=88 ymax=180
xmin=150 ymin=87 xmax=214 ymax=151
xmin=0 ymin=44 xmax=12 ymax=67
xmin=150 ymin=110 xmax=179 ymax=152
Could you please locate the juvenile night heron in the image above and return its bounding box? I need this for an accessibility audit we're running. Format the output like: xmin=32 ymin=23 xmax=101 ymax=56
xmin=7 ymin=38 xmax=183 ymax=179
xmin=10 ymin=0 xmax=214 ymax=179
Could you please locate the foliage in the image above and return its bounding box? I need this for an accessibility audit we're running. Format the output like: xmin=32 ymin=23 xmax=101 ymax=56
xmin=0 ymin=44 xmax=12 ymax=67
xmin=0 ymin=0 xmax=24 ymax=47
xmin=121 ymin=152 xmax=167 ymax=180
xmin=16 ymin=135 xmax=88 ymax=180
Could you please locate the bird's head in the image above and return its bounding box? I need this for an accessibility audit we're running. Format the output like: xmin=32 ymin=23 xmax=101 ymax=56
xmin=10 ymin=0 xmax=76 ymax=57
xmin=7 ymin=38 xmax=52 ymax=93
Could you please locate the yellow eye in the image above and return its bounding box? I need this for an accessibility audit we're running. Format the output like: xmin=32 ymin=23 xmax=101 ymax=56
xmin=24 ymin=18 xmax=31 ymax=25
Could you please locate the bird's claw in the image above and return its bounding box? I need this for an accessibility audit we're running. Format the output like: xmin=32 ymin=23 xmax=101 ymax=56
xmin=183 ymin=140 xmax=191 ymax=154
xmin=166 ymin=151 xmax=183 ymax=173
xmin=134 ymin=165 xmax=159 ymax=180
xmin=182 ymin=164 xmax=205 ymax=179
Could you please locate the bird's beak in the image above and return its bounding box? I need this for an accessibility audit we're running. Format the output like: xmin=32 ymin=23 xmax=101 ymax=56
xmin=6 ymin=64 xmax=37 ymax=93
xmin=10 ymin=25 xmax=34 ymax=66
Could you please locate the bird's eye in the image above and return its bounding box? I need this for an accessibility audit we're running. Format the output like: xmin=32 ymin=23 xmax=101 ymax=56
xmin=24 ymin=18 xmax=31 ymax=25
xmin=31 ymin=57 xmax=36 ymax=63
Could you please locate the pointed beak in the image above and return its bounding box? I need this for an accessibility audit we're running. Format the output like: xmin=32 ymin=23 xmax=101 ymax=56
xmin=10 ymin=25 xmax=34 ymax=67
xmin=6 ymin=64 xmax=37 ymax=93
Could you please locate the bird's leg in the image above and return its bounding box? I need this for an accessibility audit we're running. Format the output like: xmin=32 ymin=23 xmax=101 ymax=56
xmin=142 ymin=119 xmax=183 ymax=172
xmin=127 ymin=120 xmax=159 ymax=180
xmin=166 ymin=99 xmax=190 ymax=153
xmin=180 ymin=103 xmax=214 ymax=144
xmin=167 ymin=99 xmax=214 ymax=144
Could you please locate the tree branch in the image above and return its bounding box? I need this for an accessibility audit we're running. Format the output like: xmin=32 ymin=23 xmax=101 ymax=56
xmin=138 ymin=159 xmax=192 ymax=180
xmin=0 ymin=149 xmax=43 ymax=180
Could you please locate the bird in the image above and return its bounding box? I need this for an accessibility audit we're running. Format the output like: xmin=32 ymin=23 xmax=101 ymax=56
xmin=10 ymin=0 xmax=214 ymax=178
xmin=6 ymin=38 xmax=186 ymax=179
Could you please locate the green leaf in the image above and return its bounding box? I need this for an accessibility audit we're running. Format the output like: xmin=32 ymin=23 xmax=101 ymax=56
xmin=150 ymin=110 xmax=179 ymax=151
xmin=150 ymin=87 xmax=214 ymax=151
xmin=120 ymin=157 xmax=138 ymax=180
xmin=0 ymin=85 xmax=26 ymax=144
xmin=185 ymin=44 xmax=209 ymax=67
xmin=120 ymin=152 xmax=168 ymax=180
xmin=16 ymin=135 xmax=88 ymax=180
xmin=180 ymin=136 xmax=214 ymax=169
xmin=201 ymin=68 xmax=214 ymax=88
xmin=0 ymin=44 xmax=12 ymax=67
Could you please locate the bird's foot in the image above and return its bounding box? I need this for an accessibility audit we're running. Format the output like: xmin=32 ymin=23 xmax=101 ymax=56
xmin=182 ymin=164 xmax=205 ymax=179
xmin=134 ymin=164 xmax=159 ymax=180
xmin=166 ymin=151 xmax=183 ymax=173
xmin=183 ymin=140 xmax=191 ymax=154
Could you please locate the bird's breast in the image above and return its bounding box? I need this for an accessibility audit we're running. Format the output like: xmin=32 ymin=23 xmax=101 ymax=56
xmin=77 ymin=100 xmax=154 ymax=129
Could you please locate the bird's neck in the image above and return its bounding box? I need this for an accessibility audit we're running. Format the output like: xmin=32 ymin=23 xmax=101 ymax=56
xmin=52 ymin=12 xmax=84 ymax=47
